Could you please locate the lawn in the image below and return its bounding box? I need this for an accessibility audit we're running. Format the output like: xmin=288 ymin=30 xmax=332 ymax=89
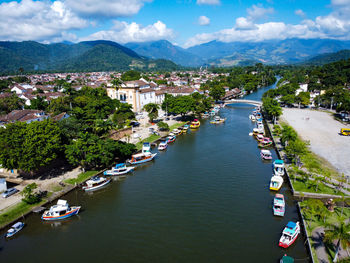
xmin=169 ymin=122 xmax=185 ymax=131
xmin=292 ymin=178 xmax=339 ymax=195
xmin=0 ymin=199 xmax=46 ymax=228
xmin=136 ymin=134 xmax=161 ymax=150
xmin=64 ymin=170 xmax=98 ymax=185
xmin=301 ymin=151 xmax=340 ymax=179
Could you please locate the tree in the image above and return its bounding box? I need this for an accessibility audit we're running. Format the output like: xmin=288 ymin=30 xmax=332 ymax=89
xmin=21 ymin=183 xmax=41 ymax=204
xmin=112 ymin=103 xmax=135 ymax=128
xmin=26 ymin=96 xmax=49 ymax=111
xmin=143 ymin=103 xmax=160 ymax=123
xmin=121 ymin=70 xmax=141 ymax=81
xmin=324 ymin=220 xmax=350 ymax=262
xmin=0 ymin=120 xmax=63 ymax=174
xmin=93 ymin=119 xmax=115 ymax=136
xmin=285 ymin=139 xmax=308 ymax=164
xmin=262 ymin=97 xmax=282 ymax=124
xmin=111 ymin=78 xmax=122 ymax=91
xmin=47 ymin=96 xmax=71 ymax=115
xmin=157 ymin=121 xmax=169 ymax=131
xmin=296 ymin=92 xmax=311 ymax=107
xmin=0 ymin=94 xmax=25 ymax=114
xmin=281 ymin=124 xmax=298 ymax=146
xmin=209 ymin=85 xmax=225 ymax=101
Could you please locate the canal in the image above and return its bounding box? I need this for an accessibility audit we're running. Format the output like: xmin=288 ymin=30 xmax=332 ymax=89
xmin=0 ymin=82 xmax=309 ymax=262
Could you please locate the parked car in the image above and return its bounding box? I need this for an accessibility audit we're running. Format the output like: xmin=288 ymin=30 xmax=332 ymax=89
xmin=2 ymin=188 xmax=19 ymax=198
xmin=130 ymin=121 xmax=140 ymax=127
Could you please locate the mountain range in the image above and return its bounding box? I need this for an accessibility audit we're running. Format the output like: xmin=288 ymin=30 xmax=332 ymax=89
xmin=1 ymin=38 xmax=350 ymax=74
xmin=0 ymin=40 xmax=178 ymax=74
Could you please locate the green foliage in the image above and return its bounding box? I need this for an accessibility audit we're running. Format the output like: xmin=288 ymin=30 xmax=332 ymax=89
xmin=296 ymin=91 xmax=311 ymax=106
xmin=25 ymin=96 xmax=49 ymax=111
xmin=93 ymin=119 xmax=115 ymax=136
xmin=262 ymin=97 xmax=282 ymax=122
xmin=64 ymin=171 xmax=98 ymax=185
xmin=209 ymin=85 xmax=225 ymax=101
xmin=324 ymin=220 xmax=350 ymax=262
xmin=47 ymin=96 xmax=71 ymax=115
xmin=0 ymin=120 xmax=63 ymax=173
xmin=21 ymin=183 xmax=41 ymax=204
xmin=273 ymin=124 xmax=282 ymax=136
xmin=157 ymin=121 xmax=169 ymax=131
xmin=143 ymin=103 xmax=160 ymax=123
xmin=285 ymin=139 xmax=309 ymax=164
xmin=111 ymin=103 xmax=135 ymax=128
xmin=281 ymin=124 xmax=298 ymax=145
xmin=0 ymin=94 xmax=25 ymax=114
xmin=121 ymin=70 xmax=141 ymax=81
xmin=162 ymin=94 xmax=195 ymax=116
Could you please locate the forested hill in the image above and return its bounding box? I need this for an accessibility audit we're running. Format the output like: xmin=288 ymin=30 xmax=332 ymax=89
xmin=302 ymin=50 xmax=350 ymax=66
xmin=0 ymin=40 xmax=179 ymax=74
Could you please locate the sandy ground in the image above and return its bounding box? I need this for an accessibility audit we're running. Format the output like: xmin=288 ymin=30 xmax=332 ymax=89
xmin=281 ymin=108 xmax=350 ymax=177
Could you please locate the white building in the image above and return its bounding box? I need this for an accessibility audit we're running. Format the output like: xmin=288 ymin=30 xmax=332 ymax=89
xmin=296 ymin=84 xmax=308 ymax=95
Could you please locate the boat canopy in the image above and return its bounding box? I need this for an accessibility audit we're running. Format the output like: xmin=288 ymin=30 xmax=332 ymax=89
xmin=287 ymin=221 xmax=296 ymax=229
xmin=12 ymin=222 xmax=23 ymax=228
xmin=57 ymin=199 xmax=68 ymax=206
xmin=281 ymin=255 xmax=294 ymax=263
xmin=115 ymin=163 xmax=126 ymax=168
xmin=274 ymin=159 xmax=284 ymax=165
xmin=261 ymin=150 xmax=271 ymax=155
xmin=276 ymin=194 xmax=284 ymax=199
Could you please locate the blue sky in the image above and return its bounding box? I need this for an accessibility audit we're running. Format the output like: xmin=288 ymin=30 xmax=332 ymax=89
xmin=0 ymin=0 xmax=349 ymax=48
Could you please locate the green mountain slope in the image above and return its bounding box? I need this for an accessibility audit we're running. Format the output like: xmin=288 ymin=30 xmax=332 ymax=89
xmin=0 ymin=40 xmax=178 ymax=74
xmin=302 ymin=49 xmax=350 ymax=65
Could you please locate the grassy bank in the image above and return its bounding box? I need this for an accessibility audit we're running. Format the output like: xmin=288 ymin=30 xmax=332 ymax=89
xmin=136 ymin=134 xmax=161 ymax=151
xmin=291 ymin=178 xmax=339 ymax=195
xmin=169 ymin=122 xmax=185 ymax=131
xmin=0 ymin=199 xmax=47 ymax=228
xmin=64 ymin=170 xmax=98 ymax=185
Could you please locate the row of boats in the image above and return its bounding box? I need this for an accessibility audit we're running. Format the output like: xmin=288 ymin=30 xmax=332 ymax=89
xmin=249 ymin=108 xmax=300 ymax=254
xmin=6 ymin=119 xmax=204 ymax=238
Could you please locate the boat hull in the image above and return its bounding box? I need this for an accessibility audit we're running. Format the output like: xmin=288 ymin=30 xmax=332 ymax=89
xmin=42 ymin=207 xmax=81 ymax=221
xmin=83 ymin=179 xmax=111 ymax=191
xmin=128 ymin=153 xmax=157 ymax=165
xmin=279 ymin=233 xmax=299 ymax=248
xmin=104 ymin=167 xmax=134 ymax=176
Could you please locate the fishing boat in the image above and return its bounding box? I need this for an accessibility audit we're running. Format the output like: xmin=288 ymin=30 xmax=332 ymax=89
xmin=158 ymin=140 xmax=168 ymax=151
xmin=104 ymin=163 xmax=135 ymax=176
xmin=42 ymin=200 xmax=81 ymax=221
xmin=258 ymin=137 xmax=273 ymax=148
xmin=270 ymin=175 xmax=284 ymax=191
xmin=210 ymin=116 xmax=226 ymax=124
xmin=279 ymin=221 xmax=300 ymax=248
xmin=190 ymin=119 xmax=200 ymax=129
xmin=82 ymin=176 xmax=111 ymax=191
xmin=128 ymin=152 xmax=157 ymax=165
xmin=166 ymin=134 xmax=176 ymax=143
xmin=273 ymin=194 xmax=285 ymax=216
xmin=273 ymin=159 xmax=285 ymax=176
xmin=6 ymin=222 xmax=24 ymax=238
xmin=256 ymin=134 xmax=264 ymax=142
xmin=260 ymin=149 xmax=272 ymax=160
xmin=142 ymin=142 xmax=151 ymax=153
xmin=280 ymin=255 xmax=294 ymax=263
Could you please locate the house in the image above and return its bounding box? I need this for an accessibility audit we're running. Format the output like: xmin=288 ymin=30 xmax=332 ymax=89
xmin=0 ymin=110 xmax=49 ymax=126
xmin=51 ymin=112 xmax=70 ymax=121
xmin=296 ymin=84 xmax=308 ymax=95
xmin=139 ymin=88 xmax=156 ymax=109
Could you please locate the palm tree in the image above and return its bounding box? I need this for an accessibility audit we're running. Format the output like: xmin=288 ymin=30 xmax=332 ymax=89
xmin=324 ymin=220 xmax=350 ymax=262
xmin=112 ymin=78 xmax=122 ymax=91
xmin=93 ymin=119 xmax=114 ymax=136
xmin=143 ymin=103 xmax=160 ymax=123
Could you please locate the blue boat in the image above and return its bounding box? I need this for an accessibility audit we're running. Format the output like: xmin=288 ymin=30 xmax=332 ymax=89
xmin=273 ymin=159 xmax=285 ymax=176
xmin=273 ymin=194 xmax=285 ymax=216
xmin=6 ymin=222 xmax=24 ymax=238
xmin=104 ymin=163 xmax=135 ymax=176
xmin=42 ymin=200 xmax=81 ymax=221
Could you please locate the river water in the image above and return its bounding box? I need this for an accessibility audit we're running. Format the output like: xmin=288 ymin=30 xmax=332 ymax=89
xmin=0 ymin=82 xmax=309 ymax=262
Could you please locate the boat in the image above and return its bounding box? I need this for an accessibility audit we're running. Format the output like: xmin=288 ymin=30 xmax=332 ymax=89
xmin=253 ymin=128 xmax=264 ymax=136
xmin=249 ymin=115 xmax=256 ymax=121
xmin=273 ymin=194 xmax=285 ymax=216
xmin=190 ymin=119 xmax=200 ymax=129
xmin=279 ymin=222 xmax=300 ymax=248
xmin=142 ymin=142 xmax=151 ymax=153
xmin=280 ymin=255 xmax=294 ymax=263
xmin=42 ymin=200 xmax=81 ymax=221
xmin=183 ymin=124 xmax=189 ymax=131
xmin=166 ymin=134 xmax=176 ymax=143
xmin=210 ymin=116 xmax=226 ymax=124
xmin=82 ymin=176 xmax=111 ymax=191
xmin=6 ymin=222 xmax=24 ymax=238
xmin=128 ymin=152 xmax=157 ymax=165
xmin=270 ymin=175 xmax=284 ymax=191
xmin=172 ymin=128 xmax=182 ymax=135
xmin=273 ymin=159 xmax=285 ymax=176
xmin=260 ymin=149 xmax=272 ymax=160
xmin=158 ymin=140 xmax=168 ymax=151
xmin=256 ymin=134 xmax=264 ymax=142
xmin=258 ymin=137 xmax=273 ymax=148
xmin=202 ymin=112 xmax=210 ymax=118
xmin=104 ymin=163 xmax=135 ymax=176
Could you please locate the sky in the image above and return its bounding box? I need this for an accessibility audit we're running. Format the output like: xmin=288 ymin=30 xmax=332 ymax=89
xmin=0 ymin=0 xmax=349 ymax=48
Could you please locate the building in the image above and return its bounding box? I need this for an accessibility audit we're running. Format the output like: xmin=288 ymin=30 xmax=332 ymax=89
xmin=0 ymin=110 xmax=49 ymax=126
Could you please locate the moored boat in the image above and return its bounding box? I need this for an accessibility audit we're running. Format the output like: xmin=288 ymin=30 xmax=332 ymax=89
xmin=190 ymin=119 xmax=200 ymax=129
xmin=104 ymin=163 xmax=135 ymax=176
xmin=142 ymin=142 xmax=151 ymax=153
xmin=249 ymin=114 xmax=256 ymax=121
xmin=210 ymin=116 xmax=226 ymax=124
xmin=82 ymin=176 xmax=111 ymax=191
xmin=260 ymin=149 xmax=272 ymax=160
xmin=280 ymin=255 xmax=294 ymax=263
xmin=183 ymin=124 xmax=189 ymax=131
xmin=6 ymin=222 xmax=24 ymax=238
xmin=158 ymin=140 xmax=168 ymax=151
xmin=42 ymin=200 xmax=80 ymax=221
xmin=273 ymin=159 xmax=285 ymax=176
xmin=273 ymin=194 xmax=285 ymax=216
xmin=279 ymin=221 xmax=300 ymax=248
xmin=258 ymin=137 xmax=273 ymax=148
xmin=128 ymin=152 xmax=157 ymax=165
xmin=270 ymin=175 xmax=283 ymax=191
xmin=166 ymin=134 xmax=176 ymax=143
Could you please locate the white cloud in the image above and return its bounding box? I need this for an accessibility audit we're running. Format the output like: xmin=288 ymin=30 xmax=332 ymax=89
xmin=198 ymin=16 xmax=210 ymax=26
xmin=81 ymin=20 xmax=174 ymax=43
xmin=247 ymin=4 xmax=274 ymax=21
xmin=235 ymin=17 xmax=257 ymax=30
xmin=0 ymin=0 xmax=86 ymax=42
xmin=65 ymin=0 xmax=151 ymax=17
xmin=295 ymin=9 xmax=306 ymax=18
xmin=196 ymin=0 xmax=220 ymax=5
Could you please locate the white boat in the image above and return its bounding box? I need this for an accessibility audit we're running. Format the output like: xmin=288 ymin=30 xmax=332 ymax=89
xmin=249 ymin=115 xmax=256 ymax=121
xmin=104 ymin=163 xmax=135 ymax=176
xmin=279 ymin=222 xmax=300 ymax=248
xmin=270 ymin=175 xmax=284 ymax=191
xmin=82 ymin=176 xmax=111 ymax=191
xmin=142 ymin=142 xmax=151 ymax=153
xmin=128 ymin=152 xmax=157 ymax=165
xmin=158 ymin=140 xmax=168 ymax=151
xmin=6 ymin=222 xmax=24 ymax=238
xmin=273 ymin=194 xmax=285 ymax=216
xmin=273 ymin=159 xmax=285 ymax=176
xmin=42 ymin=200 xmax=80 ymax=221
xmin=260 ymin=149 xmax=272 ymax=160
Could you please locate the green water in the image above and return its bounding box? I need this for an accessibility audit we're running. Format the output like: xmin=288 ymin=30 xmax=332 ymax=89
xmin=0 ymin=83 xmax=309 ymax=262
